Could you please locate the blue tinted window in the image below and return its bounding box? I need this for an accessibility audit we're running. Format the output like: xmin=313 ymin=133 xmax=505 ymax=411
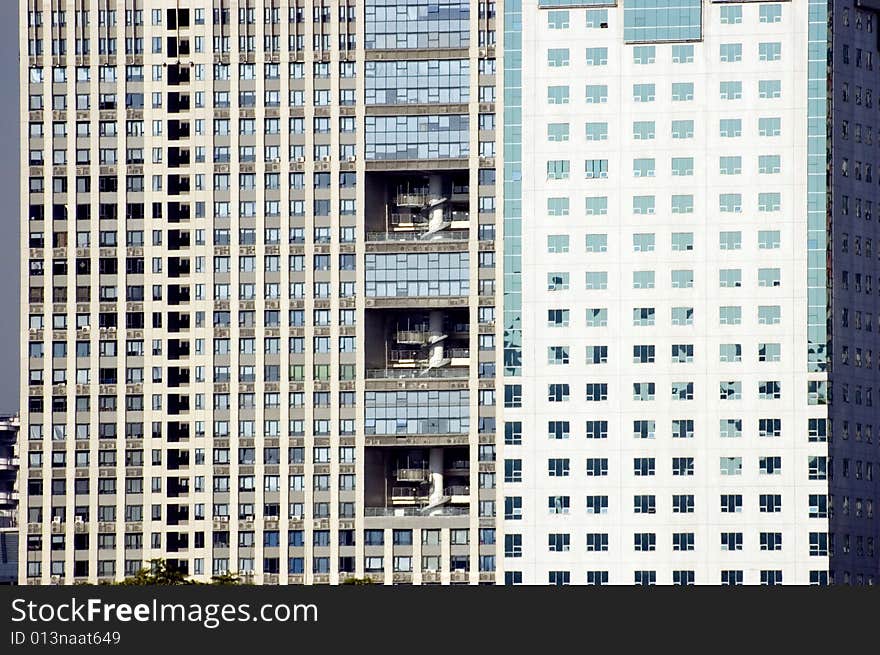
xmin=624 ymin=0 xmax=701 ymax=43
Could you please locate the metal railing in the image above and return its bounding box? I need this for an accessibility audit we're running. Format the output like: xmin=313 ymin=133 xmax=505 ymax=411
xmin=395 ymin=468 xmax=430 ymax=482
xmin=364 ymin=506 xmax=469 ymax=517
xmin=395 ymin=192 xmax=430 ymax=206
xmin=365 ymin=366 xmax=470 ymax=379
xmin=389 ymin=211 xmax=470 ymax=225
xmin=365 ymin=229 xmax=469 ymax=243
xmin=390 ymin=487 xmax=428 ymax=499
xmin=444 ymin=485 xmax=470 ymax=496
xmin=388 ymin=348 xmax=470 ymax=362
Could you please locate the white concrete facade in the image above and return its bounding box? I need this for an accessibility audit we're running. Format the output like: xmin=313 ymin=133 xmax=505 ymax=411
xmin=502 ymin=0 xmax=831 ymax=584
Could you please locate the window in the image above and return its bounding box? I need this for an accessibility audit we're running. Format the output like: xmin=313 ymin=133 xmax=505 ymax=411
xmin=633 ymin=233 xmax=655 ymax=252
xmin=720 ymin=119 xmax=742 ymax=138
xmin=547 ymin=48 xmax=569 ymax=67
xmin=585 ymin=196 xmax=608 ymax=215
xmin=547 ymin=160 xmax=570 ymax=180
xmin=720 ymin=156 xmax=742 ymax=175
xmin=585 ymin=47 xmax=608 ymax=66
xmin=547 ymin=10 xmax=569 ymax=29
xmin=758 ymin=230 xmax=781 ymax=249
xmin=547 ymin=272 xmax=569 ymax=291
xmin=585 ymin=122 xmax=608 ymax=141
xmin=547 ymin=235 xmax=569 ymax=254
xmin=633 ymin=196 xmax=655 ymax=215
xmin=671 ymin=157 xmax=694 ymax=177
xmin=585 ymin=9 xmax=608 ymax=29
xmin=720 ymin=80 xmax=742 ymax=100
xmin=633 ymin=84 xmax=655 ymax=102
xmin=759 ymin=42 xmax=782 ymax=62
xmin=547 ymin=123 xmax=569 ymax=142
xmin=759 ymin=80 xmax=782 ymax=99
xmin=633 ymin=158 xmax=655 ymax=177
xmin=720 ymin=5 xmax=742 ymax=24
xmin=671 ymin=270 xmax=693 ymax=289
xmin=760 ymin=4 xmax=783 ymax=24
xmin=633 ymin=121 xmax=655 ymax=140
xmin=672 ymin=120 xmax=694 ymax=139
xmin=585 ymin=159 xmax=608 ymax=179
xmin=633 ymin=45 xmax=655 ymax=64
xmin=547 ymin=85 xmax=570 ymax=104
xmin=720 ymin=269 xmax=742 ymax=288
xmin=719 ymin=380 xmax=742 ymax=401
xmin=759 ymin=117 xmax=781 ymax=137
xmin=670 ymin=44 xmax=693 ymax=63
xmin=719 ymin=344 xmax=742 ymax=363
xmin=586 ymin=234 xmax=607 ymax=253
xmin=585 ymin=85 xmax=608 ymax=104
xmin=633 ymin=271 xmax=655 ymax=289
xmin=719 ymin=231 xmax=741 ymax=250
xmin=719 ymin=456 xmax=742 ymax=476
xmin=758 ymin=268 xmax=781 ymax=288
xmin=586 ymin=308 xmax=608 ymax=327
xmin=671 ymin=82 xmax=693 ymax=101
xmin=720 ymin=43 xmax=742 ymax=63
xmin=585 ymin=271 xmax=607 ymax=290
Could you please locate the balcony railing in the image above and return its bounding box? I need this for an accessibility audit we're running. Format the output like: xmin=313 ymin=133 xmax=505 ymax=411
xmin=389 ymin=348 xmax=469 ymax=362
xmin=364 ymin=506 xmax=469 ymax=517
xmin=395 ymin=191 xmax=430 ymax=206
xmin=0 ymin=491 xmax=19 ymax=504
xmin=390 ymin=487 xmax=428 ymax=499
xmin=389 ymin=210 xmax=469 ymax=225
xmin=365 ymin=366 xmax=469 ymax=380
xmin=395 ymin=468 xmax=430 ymax=482
xmin=365 ymin=229 xmax=468 ymax=243
xmin=444 ymin=485 xmax=470 ymax=496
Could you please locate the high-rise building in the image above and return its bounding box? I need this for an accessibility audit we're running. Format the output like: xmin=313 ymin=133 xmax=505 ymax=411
xmin=500 ymin=0 xmax=876 ymax=585
xmin=17 ymin=0 xmax=878 ymax=586
xmin=20 ymin=0 xmax=497 ymax=585
xmin=0 ymin=416 xmax=20 ymax=584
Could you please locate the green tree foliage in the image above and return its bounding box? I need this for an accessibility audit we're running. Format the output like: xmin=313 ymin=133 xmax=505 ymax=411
xmin=111 ymin=559 xmax=244 ymax=586
xmin=340 ymin=576 xmax=374 ymax=585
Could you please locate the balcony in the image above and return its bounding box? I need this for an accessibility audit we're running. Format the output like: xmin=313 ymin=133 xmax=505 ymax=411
xmin=0 ymin=491 xmax=19 ymax=504
xmin=365 ymin=366 xmax=468 ymax=380
xmin=366 ymin=229 xmax=468 ymax=243
xmin=444 ymin=460 xmax=469 ymax=476
xmin=364 ymin=506 xmax=468 ymax=517
xmin=395 ymin=467 xmax=430 ymax=483
xmin=390 ymin=486 xmax=429 ymax=502
xmin=0 ymin=457 xmax=19 ymax=471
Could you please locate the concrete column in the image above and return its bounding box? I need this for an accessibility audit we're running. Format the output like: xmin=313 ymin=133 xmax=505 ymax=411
xmin=428 ymin=310 xmax=445 ymax=366
xmin=429 ymin=448 xmax=444 ymax=504
xmin=425 ymin=174 xmax=449 ymax=238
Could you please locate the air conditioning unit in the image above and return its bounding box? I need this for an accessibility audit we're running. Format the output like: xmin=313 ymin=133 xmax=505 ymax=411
xmin=321 ymin=155 xmax=331 ymax=162
xmin=347 ymin=155 xmax=356 ymax=162
xmin=295 ymin=156 xmax=305 ymax=163
xmin=52 ymin=516 xmax=62 ymax=525
xmin=74 ymin=516 xmax=85 ymax=524
xmin=265 ymin=515 xmax=279 ymax=521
